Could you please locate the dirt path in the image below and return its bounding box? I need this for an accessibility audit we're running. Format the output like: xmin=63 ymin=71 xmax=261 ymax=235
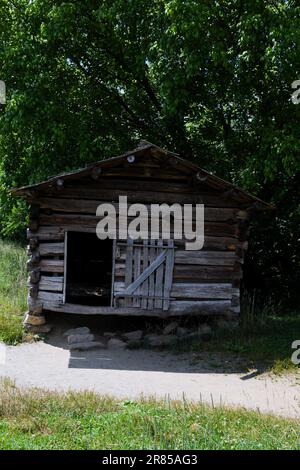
xmin=0 ymin=339 xmax=299 ymax=418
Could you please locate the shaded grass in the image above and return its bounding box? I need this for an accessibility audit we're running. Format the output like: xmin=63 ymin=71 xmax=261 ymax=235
xmin=176 ymin=309 xmax=300 ymax=374
xmin=0 ymin=240 xmax=27 ymax=343
xmin=0 ymin=378 xmax=299 ymax=450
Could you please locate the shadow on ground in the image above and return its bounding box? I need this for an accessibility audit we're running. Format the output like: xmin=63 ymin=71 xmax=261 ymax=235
xmin=43 ymin=312 xmax=254 ymax=375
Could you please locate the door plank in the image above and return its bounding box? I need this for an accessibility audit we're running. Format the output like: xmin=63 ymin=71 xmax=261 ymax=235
xmin=163 ymin=240 xmax=175 ymax=310
xmin=124 ymin=238 xmax=133 ymax=307
xmin=154 ymin=239 xmax=164 ymax=309
xmin=141 ymin=240 xmax=149 ymax=309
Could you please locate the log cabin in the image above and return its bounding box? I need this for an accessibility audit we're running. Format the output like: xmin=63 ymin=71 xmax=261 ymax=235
xmin=12 ymin=141 xmax=272 ymax=331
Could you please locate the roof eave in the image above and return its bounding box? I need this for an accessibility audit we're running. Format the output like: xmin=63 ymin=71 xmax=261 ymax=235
xmin=11 ymin=141 xmax=274 ymax=210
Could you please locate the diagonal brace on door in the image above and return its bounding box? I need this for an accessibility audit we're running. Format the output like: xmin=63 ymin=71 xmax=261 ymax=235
xmin=118 ymin=249 xmax=168 ymax=296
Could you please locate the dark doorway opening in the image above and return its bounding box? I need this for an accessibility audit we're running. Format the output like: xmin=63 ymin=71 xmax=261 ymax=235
xmin=66 ymin=232 xmax=113 ymax=306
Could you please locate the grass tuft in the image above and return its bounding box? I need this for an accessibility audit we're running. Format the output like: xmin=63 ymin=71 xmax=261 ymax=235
xmin=0 ymin=240 xmax=27 ymax=344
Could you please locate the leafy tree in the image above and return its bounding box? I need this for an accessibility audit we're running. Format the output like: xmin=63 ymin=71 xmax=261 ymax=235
xmin=0 ymin=0 xmax=299 ymax=304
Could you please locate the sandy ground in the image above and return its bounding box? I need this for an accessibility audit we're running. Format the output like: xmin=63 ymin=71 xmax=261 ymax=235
xmin=0 ymin=333 xmax=299 ymax=418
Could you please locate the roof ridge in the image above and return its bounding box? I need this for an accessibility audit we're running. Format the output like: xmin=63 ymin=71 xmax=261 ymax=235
xmin=11 ymin=142 xmax=274 ymax=209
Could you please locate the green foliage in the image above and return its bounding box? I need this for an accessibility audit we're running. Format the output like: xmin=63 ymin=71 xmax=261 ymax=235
xmin=0 ymin=378 xmax=299 ymax=450
xmin=0 ymin=1 xmax=299 ymax=303
xmin=0 ymin=241 xmax=26 ymax=343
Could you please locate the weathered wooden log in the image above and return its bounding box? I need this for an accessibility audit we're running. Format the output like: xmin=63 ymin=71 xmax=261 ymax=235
xmin=40 ymin=259 xmax=64 ymax=273
xmin=38 ymin=291 xmax=63 ymax=303
xmin=27 ymin=251 xmax=41 ymax=270
xmin=27 ymin=227 xmax=65 ymax=241
xmin=41 ymin=186 xmax=242 ymax=207
xmin=39 ymin=213 xmax=239 ymax=238
xmin=114 ymin=282 xmax=239 ymax=300
xmin=29 ymin=284 xmax=39 ymax=299
xmin=98 ymin=166 xmax=189 ymax=180
xmin=116 ymin=249 xmax=242 ymax=265
xmin=39 ymin=242 xmax=64 ymax=256
xmin=169 ymin=300 xmax=232 ymax=314
xmin=28 ymin=237 xmax=39 ymax=251
xmin=174 ymin=251 xmax=239 ymax=266
xmin=27 ymin=295 xmax=43 ymax=314
xmin=27 ymin=250 xmax=41 ymax=271
xmin=29 ymin=219 xmax=39 ymax=232
xmin=115 ymin=265 xmax=243 ymax=281
xmin=67 ymin=178 xmax=196 ymax=193
xmin=29 ymin=268 xmax=41 ymax=284
xmin=38 ymin=297 xmax=232 ymax=316
xmin=39 ymin=275 xmax=63 ymax=292
xmin=38 ymin=197 xmax=242 ymax=222
xmin=28 ymin=225 xmax=247 ymax=252
xmin=174 ymin=265 xmax=242 ymax=282
xmin=171 ymin=284 xmax=238 ymax=300
xmin=115 ymin=259 xmax=243 ymax=273
xmin=30 ymin=250 xmax=40 ymax=263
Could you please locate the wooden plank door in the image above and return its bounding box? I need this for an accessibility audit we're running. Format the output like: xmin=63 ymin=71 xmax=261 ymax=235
xmin=113 ymin=239 xmax=174 ymax=311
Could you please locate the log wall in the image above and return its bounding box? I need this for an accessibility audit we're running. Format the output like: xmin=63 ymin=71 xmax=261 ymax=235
xmin=26 ymin=155 xmax=250 ymax=318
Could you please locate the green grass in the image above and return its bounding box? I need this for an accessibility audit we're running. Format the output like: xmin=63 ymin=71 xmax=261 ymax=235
xmin=0 ymin=240 xmax=27 ymax=343
xmin=0 ymin=378 xmax=298 ymax=450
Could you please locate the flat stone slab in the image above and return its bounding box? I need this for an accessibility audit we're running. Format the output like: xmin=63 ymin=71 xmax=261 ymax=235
xmin=67 ymin=334 xmax=95 ymax=344
xmin=69 ymin=341 xmax=105 ymax=351
xmin=24 ymin=324 xmax=53 ymax=334
xmin=107 ymin=338 xmax=127 ymax=349
xmin=63 ymin=327 xmax=90 ymax=337
xmin=123 ymin=330 xmax=143 ymax=341
xmin=24 ymin=314 xmax=46 ymax=326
